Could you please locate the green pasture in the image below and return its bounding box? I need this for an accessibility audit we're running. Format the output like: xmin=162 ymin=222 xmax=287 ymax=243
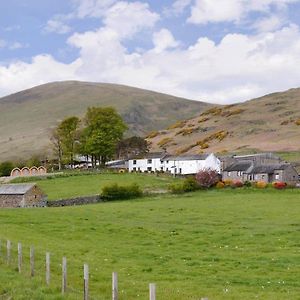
xmin=0 ymin=188 xmax=299 ymax=299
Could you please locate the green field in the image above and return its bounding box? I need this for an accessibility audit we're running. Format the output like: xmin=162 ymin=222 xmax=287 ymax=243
xmin=11 ymin=173 xmax=180 ymax=200
xmin=0 ymin=188 xmax=299 ymax=299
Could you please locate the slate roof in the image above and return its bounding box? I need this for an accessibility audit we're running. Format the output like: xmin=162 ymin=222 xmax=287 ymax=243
xmin=0 ymin=184 xmax=36 ymax=195
xmin=224 ymin=161 xmax=253 ymax=172
xmin=130 ymin=152 xmax=168 ymax=160
xmin=250 ymin=164 xmax=290 ymax=174
xmin=162 ymin=154 xmax=210 ymax=161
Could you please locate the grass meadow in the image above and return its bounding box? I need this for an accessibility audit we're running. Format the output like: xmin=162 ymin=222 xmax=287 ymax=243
xmin=11 ymin=173 xmax=180 ymax=200
xmin=0 ymin=188 xmax=299 ymax=299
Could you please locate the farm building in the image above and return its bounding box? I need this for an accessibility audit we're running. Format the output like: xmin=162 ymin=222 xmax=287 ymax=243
xmin=0 ymin=184 xmax=46 ymax=208
xmin=128 ymin=152 xmax=221 ymax=175
xmin=162 ymin=153 xmax=221 ymax=175
xmin=222 ymin=154 xmax=299 ymax=184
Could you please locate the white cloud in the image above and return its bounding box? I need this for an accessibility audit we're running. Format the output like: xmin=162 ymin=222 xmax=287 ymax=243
xmin=152 ymin=29 xmax=179 ymax=53
xmin=253 ymin=15 xmax=286 ymax=32
xmin=9 ymin=42 xmax=29 ymax=50
xmin=188 ymin=0 xmax=300 ymax=24
xmin=1 ymin=2 xmax=300 ymax=105
xmin=45 ymin=17 xmax=72 ymax=34
xmin=164 ymin=0 xmax=193 ymax=16
xmin=72 ymin=0 xmax=118 ymax=18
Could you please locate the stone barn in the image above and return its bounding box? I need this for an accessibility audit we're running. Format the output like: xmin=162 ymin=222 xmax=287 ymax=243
xmin=0 ymin=184 xmax=46 ymax=208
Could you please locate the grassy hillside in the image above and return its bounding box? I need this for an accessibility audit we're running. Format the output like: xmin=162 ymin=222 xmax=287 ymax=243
xmin=0 ymin=81 xmax=209 ymax=161
xmin=147 ymin=88 xmax=300 ymax=157
xmin=0 ymin=189 xmax=299 ymax=299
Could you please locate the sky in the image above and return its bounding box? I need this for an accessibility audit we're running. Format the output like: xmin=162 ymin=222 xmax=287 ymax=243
xmin=0 ymin=0 xmax=300 ymax=104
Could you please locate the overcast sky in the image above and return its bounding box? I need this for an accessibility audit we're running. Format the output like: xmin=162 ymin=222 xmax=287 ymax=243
xmin=0 ymin=0 xmax=300 ymax=103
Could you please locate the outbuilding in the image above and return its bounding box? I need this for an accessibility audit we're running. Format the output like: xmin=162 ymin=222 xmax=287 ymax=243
xmin=0 ymin=184 xmax=46 ymax=208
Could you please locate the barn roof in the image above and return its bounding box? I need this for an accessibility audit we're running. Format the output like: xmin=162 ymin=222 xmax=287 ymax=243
xmin=250 ymin=164 xmax=290 ymax=174
xmin=224 ymin=161 xmax=253 ymax=172
xmin=163 ymin=154 xmax=210 ymax=161
xmin=0 ymin=184 xmax=36 ymax=195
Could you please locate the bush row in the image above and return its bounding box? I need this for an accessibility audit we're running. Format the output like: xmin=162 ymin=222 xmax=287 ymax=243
xmin=101 ymin=183 xmax=143 ymax=200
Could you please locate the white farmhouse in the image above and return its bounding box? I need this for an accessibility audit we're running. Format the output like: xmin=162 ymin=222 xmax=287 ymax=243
xmin=162 ymin=153 xmax=221 ymax=175
xmin=128 ymin=152 xmax=221 ymax=175
xmin=128 ymin=152 xmax=167 ymax=173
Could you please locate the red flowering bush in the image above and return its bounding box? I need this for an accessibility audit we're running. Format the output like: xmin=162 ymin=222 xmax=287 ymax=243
xmin=195 ymin=169 xmax=219 ymax=188
xmin=273 ymin=182 xmax=287 ymax=189
xmin=231 ymin=180 xmax=244 ymax=188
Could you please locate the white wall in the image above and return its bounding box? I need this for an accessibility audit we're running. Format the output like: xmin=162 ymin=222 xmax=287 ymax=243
xmin=129 ymin=153 xmax=221 ymax=175
xmin=128 ymin=158 xmax=163 ymax=172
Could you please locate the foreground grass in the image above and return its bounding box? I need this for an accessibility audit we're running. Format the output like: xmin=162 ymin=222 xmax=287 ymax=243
xmin=12 ymin=173 xmax=179 ymax=200
xmin=0 ymin=188 xmax=299 ymax=299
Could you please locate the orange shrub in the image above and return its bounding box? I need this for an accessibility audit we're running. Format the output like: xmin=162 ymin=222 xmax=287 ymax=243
xmin=146 ymin=131 xmax=159 ymax=138
xmin=167 ymin=120 xmax=186 ymax=130
xmin=200 ymin=107 xmax=223 ymax=116
xmin=256 ymin=181 xmax=267 ymax=189
xmin=295 ymin=119 xmax=300 ymax=126
xmin=216 ymin=181 xmax=225 ymax=189
xmin=223 ymin=179 xmax=233 ymax=186
xmin=198 ymin=117 xmax=209 ymax=123
xmin=157 ymin=138 xmax=173 ymax=147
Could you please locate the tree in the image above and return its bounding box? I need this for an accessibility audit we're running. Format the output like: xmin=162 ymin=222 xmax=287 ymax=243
xmin=0 ymin=161 xmax=14 ymax=177
xmin=50 ymin=128 xmax=63 ymax=170
xmin=83 ymin=107 xmax=127 ymax=165
xmin=59 ymin=116 xmax=80 ymax=166
xmin=116 ymin=136 xmax=149 ymax=159
xmin=51 ymin=116 xmax=80 ymax=169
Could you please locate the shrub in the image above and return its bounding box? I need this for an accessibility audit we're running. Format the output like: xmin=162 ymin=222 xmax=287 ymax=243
xmin=223 ymin=179 xmax=233 ymax=186
xmin=101 ymin=183 xmax=143 ymax=201
xmin=0 ymin=161 xmax=14 ymax=177
xmin=243 ymin=180 xmax=252 ymax=187
xmin=201 ymin=107 xmax=223 ymax=116
xmin=168 ymin=183 xmax=185 ymax=194
xmin=272 ymin=181 xmax=287 ymax=189
xmin=255 ymin=181 xmax=267 ymax=189
xmin=198 ymin=117 xmax=209 ymax=123
xmin=216 ymin=181 xmax=225 ymax=189
xmin=167 ymin=120 xmax=186 ymax=130
xmin=157 ymin=138 xmax=173 ymax=147
xmin=195 ymin=169 xmax=219 ymax=188
xmin=295 ymin=119 xmax=300 ymax=126
xmin=146 ymin=131 xmax=159 ymax=139
xmin=168 ymin=177 xmax=199 ymax=194
xmin=182 ymin=177 xmax=199 ymax=192
xmin=231 ymin=180 xmax=244 ymax=188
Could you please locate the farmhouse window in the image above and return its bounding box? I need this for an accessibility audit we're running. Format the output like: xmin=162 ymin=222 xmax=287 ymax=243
xmin=147 ymin=167 xmax=152 ymax=172
xmin=133 ymin=160 xmax=137 ymax=165
xmin=147 ymin=159 xmax=152 ymax=164
xmin=133 ymin=167 xmax=137 ymax=171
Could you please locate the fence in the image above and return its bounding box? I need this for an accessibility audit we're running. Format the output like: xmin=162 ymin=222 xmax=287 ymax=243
xmin=0 ymin=239 xmax=210 ymax=299
xmin=0 ymin=239 xmax=159 ymax=299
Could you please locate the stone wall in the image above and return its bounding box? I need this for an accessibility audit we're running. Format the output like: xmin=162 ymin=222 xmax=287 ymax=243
xmin=0 ymin=194 xmax=23 ymax=208
xmin=47 ymin=195 xmax=102 ymax=207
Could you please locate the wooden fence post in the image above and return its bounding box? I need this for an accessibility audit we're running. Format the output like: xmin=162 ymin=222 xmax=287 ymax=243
xmin=149 ymin=283 xmax=156 ymax=300
xmin=84 ymin=264 xmax=89 ymax=300
xmin=112 ymin=272 xmax=118 ymax=300
xmin=30 ymin=246 xmax=34 ymax=277
xmin=18 ymin=243 xmax=22 ymax=273
xmin=62 ymin=257 xmax=67 ymax=294
xmin=46 ymin=252 xmax=50 ymax=285
xmin=6 ymin=240 xmax=11 ymax=265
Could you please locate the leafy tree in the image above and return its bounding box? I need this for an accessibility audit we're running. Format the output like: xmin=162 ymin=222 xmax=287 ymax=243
xmin=83 ymin=107 xmax=127 ymax=165
xmin=51 ymin=116 xmax=80 ymax=168
xmin=116 ymin=136 xmax=149 ymax=159
xmin=50 ymin=128 xmax=63 ymax=170
xmin=0 ymin=161 xmax=14 ymax=177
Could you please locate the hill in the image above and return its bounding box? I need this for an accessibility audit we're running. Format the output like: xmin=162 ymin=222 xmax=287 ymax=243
xmin=147 ymin=88 xmax=300 ymax=155
xmin=0 ymin=81 xmax=209 ymax=161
